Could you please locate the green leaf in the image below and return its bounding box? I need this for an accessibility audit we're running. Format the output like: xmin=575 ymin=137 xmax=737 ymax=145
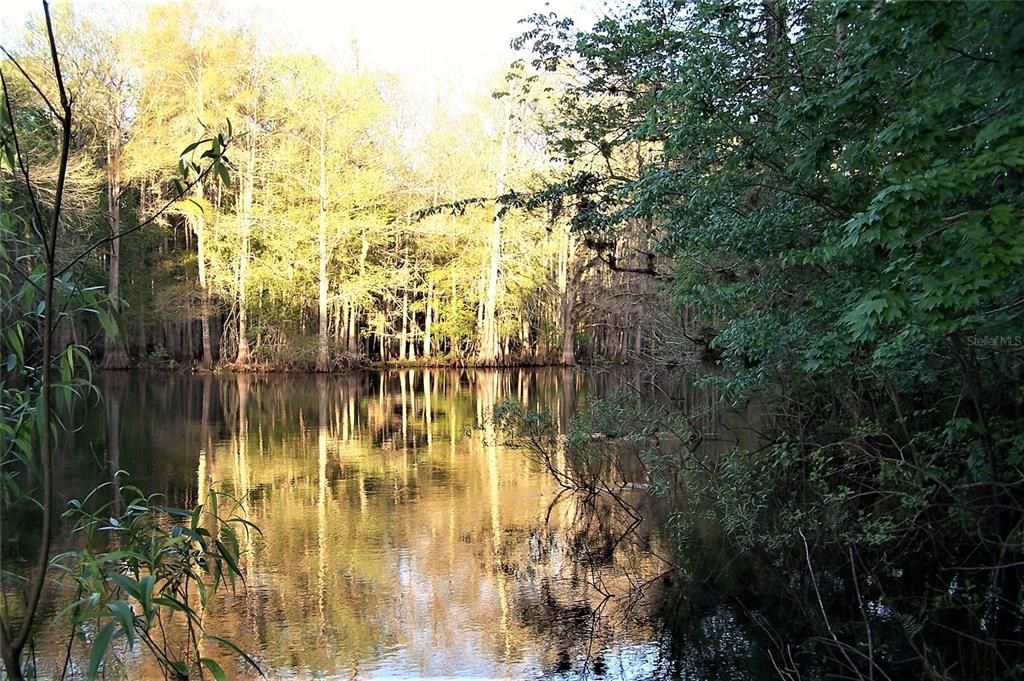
xmin=188 ymin=527 xmax=211 ymax=550
xmin=107 ymin=600 xmax=136 ymax=650
xmin=196 ymin=576 xmax=209 ymax=607
xmin=110 ymin=573 xmax=142 ymax=602
xmin=94 ymin=308 xmax=117 ymax=340
xmin=87 ymin=621 xmax=117 ymax=680
xmin=200 ymin=657 xmax=229 ymax=681
xmin=6 ymin=326 xmax=24 ymax=363
xmin=181 ymin=140 xmax=203 ymax=156
xmin=154 ymin=595 xmax=201 ymax=624
xmin=216 ymin=538 xmax=242 ymax=582
xmin=191 ymin=503 xmax=204 ymax=531
xmin=215 ymin=161 xmax=230 ymax=187
xmin=229 ymin=516 xmax=264 ymax=538
xmin=156 ymin=505 xmax=193 ymax=518
xmin=209 ymin=635 xmax=266 ymax=678
xmin=139 ymin=574 xmax=157 ymax=622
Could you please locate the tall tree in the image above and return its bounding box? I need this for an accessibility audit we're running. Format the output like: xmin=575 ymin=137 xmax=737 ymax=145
xmin=131 ymin=2 xmax=242 ymax=368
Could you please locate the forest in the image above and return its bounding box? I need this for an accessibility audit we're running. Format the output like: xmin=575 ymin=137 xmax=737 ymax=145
xmin=3 ymin=0 xmax=1024 ymax=680
xmin=2 ymin=1 xmax=665 ymax=372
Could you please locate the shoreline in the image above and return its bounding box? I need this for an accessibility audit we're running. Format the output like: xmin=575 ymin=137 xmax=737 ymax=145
xmin=109 ymin=356 xmax=634 ymax=374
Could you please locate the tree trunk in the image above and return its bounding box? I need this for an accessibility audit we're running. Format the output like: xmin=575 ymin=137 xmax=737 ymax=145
xmin=349 ymin=232 xmax=368 ymax=355
xmin=342 ymin=299 xmax=350 ymax=348
xmin=136 ymin=318 xmax=147 ymax=359
xmin=316 ymin=114 xmax=329 ymax=372
xmin=347 ymin=297 xmax=357 ymax=354
xmin=478 ymin=113 xmax=509 ymax=365
xmin=424 ymin=280 xmax=433 ymax=359
xmin=377 ymin=313 xmax=388 ymax=363
xmin=102 ymin=122 xmax=131 ymax=369
xmin=450 ymin=269 xmax=458 ymax=357
xmin=235 ymin=124 xmax=255 ymax=366
xmin=192 ymin=79 xmax=215 ymax=370
xmin=558 ymin=222 xmax=576 ymax=366
xmin=195 ymin=183 xmax=214 ymax=370
xmin=400 ymin=288 xmax=409 ymax=362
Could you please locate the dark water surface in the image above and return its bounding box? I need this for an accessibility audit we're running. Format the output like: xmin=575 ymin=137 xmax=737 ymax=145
xmin=33 ymin=369 xmax=745 ymax=680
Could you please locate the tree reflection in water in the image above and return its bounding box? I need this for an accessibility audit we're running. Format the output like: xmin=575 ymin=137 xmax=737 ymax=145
xmin=36 ymin=368 xmax=742 ymax=680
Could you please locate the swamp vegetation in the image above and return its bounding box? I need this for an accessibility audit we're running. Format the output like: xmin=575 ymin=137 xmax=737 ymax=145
xmin=2 ymin=0 xmax=1024 ymax=679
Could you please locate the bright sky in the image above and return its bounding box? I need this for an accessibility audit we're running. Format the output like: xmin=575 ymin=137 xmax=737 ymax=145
xmin=1 ymin=0 xmax=605 ymax=96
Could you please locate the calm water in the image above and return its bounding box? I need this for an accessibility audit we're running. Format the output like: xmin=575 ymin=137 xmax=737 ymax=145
xmin=36 ymin=369 xmax=719 ymax=680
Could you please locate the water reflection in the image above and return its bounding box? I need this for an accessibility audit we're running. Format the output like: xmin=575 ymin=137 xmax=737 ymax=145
xmin=41 ymin=369 xmax=747 ymax=680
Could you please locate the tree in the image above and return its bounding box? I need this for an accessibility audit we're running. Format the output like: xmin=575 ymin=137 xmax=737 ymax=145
xmin=26 ymin=5 xmax=139 ymax=368
xmin=0 ymin=4 xmax=234 ymax=674
xmin=517 ymin=1 xmax=1024 ymax=677
xmin=266 ymin=56 xmax=390 ymax=370
xmin=4 ymin=0 xmax=641 ymax=372
xmin=130 ymin=2 xmax=243 ymax=369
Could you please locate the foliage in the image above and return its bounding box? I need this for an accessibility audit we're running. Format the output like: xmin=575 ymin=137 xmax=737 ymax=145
xmin=1 ymin=4 xmax=237 ymax=676
xmin=513 ymin=1 xmax=1024 ymax=678
xmin=494 ymin=392 xmax=684 ymax=496
xmin=54 ymin=483 xmax=264 ymax=680
xmin=141 ymin=344 xmax=178 ymax=371
xmin=3 ymin=0 xmax=663 ymax=372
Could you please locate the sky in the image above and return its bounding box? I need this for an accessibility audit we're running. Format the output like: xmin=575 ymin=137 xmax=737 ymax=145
xmin=0 ymin=0 xmax=605 ymax=97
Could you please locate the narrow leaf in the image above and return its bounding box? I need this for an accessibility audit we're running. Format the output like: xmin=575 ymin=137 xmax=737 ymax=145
xmin=200 ymin=657 xmax=229 ymax=681
xmin=107 ymin=600 xmax=136 ymax=650
xmin=87 ymin=621 xmax=117 ymax=680
xmin=209 ymin=635 xmax=266 ymax=678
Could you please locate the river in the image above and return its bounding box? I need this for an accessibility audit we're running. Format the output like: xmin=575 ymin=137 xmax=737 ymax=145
xmin=28 ymin=368 xmax=746 ymax=680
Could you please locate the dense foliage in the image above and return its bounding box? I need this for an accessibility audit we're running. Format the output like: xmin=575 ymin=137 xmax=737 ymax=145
xmin=517 ymin=0 xmax=1024 ymax=678
xmin=0 ymin=6 xmax=255 ymax=677
xmin=2 ymin=2 xmax=665 ymax=372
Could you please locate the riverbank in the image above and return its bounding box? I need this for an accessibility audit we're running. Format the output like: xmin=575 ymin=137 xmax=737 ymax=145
xmin=128 ymin=353 xmax=636 ymax=374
